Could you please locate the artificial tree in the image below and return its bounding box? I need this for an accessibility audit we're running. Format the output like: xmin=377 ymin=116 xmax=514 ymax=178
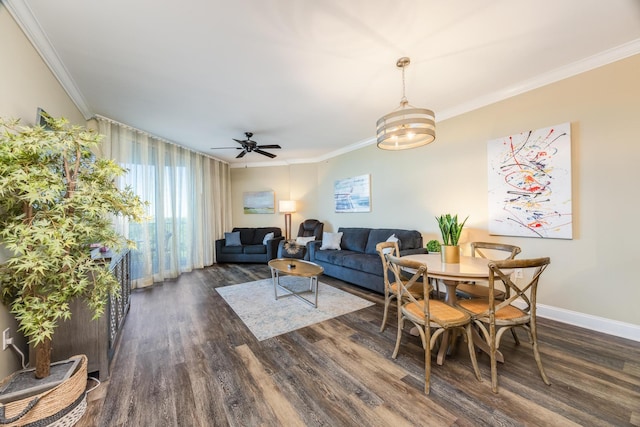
xmin=0 ymin=114 xmax=145 ymax=379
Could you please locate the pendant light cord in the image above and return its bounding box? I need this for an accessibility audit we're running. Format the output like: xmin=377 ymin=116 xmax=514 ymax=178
xmin=400 ymin=60 xmax=408 ymax=106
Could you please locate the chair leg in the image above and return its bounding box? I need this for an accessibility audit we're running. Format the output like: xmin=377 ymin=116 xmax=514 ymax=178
xmin=490 ymin=324 xmax=499 ymax=393
xmin=529 ymin=321 xmax=551 ymax=386
xmin=424 ymin=324 xmax=431 ymax=394
xmin=510 ymin=327 xmax=521 ymax=345
xmin=464 ymin=324 xmax=482 ymax=381
xmin=433 ymin=278 xmax=443 ymax=300
xmin=392 ymin=315 xmax=404 ymax=359
xmin=380 ymin=293 xmax=391 ymax=333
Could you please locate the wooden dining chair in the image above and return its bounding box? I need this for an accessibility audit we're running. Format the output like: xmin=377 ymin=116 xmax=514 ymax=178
xmin=386 ymin=254 xmax=481 ymax=394
xmin=376 ymin=241 xmax=425 ymax=333
xmin=456 ymin=242 xmax=521 ymax=300
xmin=458 ymin=257 xmax=551 ymax=393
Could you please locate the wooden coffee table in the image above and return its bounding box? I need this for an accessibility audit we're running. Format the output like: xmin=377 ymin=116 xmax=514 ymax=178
xmin=268 ymin=258 xmax=324 ymax=308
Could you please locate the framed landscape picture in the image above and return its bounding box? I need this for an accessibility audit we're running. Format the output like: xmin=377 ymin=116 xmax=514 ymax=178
xmin=487 ymin=122 xmax=572 ymax=239
xmin=243 ymin=190 xmax=275 ymax=214
xmin=334 ymin=174 xmax=371 ymax=213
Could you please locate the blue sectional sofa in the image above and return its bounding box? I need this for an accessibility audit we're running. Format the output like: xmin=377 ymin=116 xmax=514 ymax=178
xmin=215 ymin=227 xmax=284 ymax=263
xmin=308 ymin=227 xmax=426 ymax=294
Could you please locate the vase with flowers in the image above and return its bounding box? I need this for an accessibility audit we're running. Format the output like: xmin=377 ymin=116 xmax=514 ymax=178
xmin=436 ymin=214 xmax=468 ymax=263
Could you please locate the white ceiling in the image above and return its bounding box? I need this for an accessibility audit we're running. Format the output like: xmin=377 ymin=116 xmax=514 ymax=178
xmin=6 ymin=0 xmax=640 ymax=167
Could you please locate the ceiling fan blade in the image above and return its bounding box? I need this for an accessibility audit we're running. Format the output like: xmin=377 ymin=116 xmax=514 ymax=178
xmin=236 ymin=150 xmax=247 ymax=158
xmin=254 ymin=149 xmax=276 ymax=158
xmin=210 ymin=146 xmax=242 ymax=150
xmin=256 ymin=144 xmax=281 ymax=149
xmin=232 ymin=139 xmax=246 ymax=145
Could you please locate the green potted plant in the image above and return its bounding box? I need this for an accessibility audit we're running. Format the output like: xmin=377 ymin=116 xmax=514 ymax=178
xmin=436 ymin=214 xmax=468 ymax=263
xmin=0 ymin=114 xmax=146 ymax=381
xmin=426 ymin=239 xmax=441 ymax=253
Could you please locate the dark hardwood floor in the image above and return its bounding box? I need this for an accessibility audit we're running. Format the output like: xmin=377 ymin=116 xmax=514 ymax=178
xmin=77 ymin=264 xmax=640 ymax=426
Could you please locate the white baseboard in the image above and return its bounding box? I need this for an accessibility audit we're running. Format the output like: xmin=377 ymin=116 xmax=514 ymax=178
xmin=533 ymin=303 xmax=640 ymax=342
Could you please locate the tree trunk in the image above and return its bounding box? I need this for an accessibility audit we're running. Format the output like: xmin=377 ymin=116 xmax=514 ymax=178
xmin=34 ymin=338 xmax=52 ymax=379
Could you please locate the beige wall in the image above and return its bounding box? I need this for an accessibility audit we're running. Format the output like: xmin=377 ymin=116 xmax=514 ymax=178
xmin=0 ymin=8 xmax=85 ymax=377
xmin=232 ymin=54 xmax=640 ymax=332
xmin=231 ymin=163 xmax=320 ymax=231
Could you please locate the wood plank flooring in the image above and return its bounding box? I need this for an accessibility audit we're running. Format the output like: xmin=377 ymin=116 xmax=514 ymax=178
xmin=76 ymin=263 xmax=640 ymax=426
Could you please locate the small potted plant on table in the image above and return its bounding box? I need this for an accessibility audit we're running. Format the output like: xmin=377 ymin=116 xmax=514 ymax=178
xmin=436 ymin=214 xmax=468 ymax=263
xmin=426 ymin=239 xmax=441 ymax=253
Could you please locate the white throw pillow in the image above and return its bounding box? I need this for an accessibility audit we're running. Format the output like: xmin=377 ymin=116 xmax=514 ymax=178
xmin=262 ymin=232 xmax=275 ymax=245
xmin=295 ymin=236 xmax=316 ymax=246
xmin=383 ymin=234 xmax=399 ymax=254
xmin=320 ymin=231 xmax=343 ymax=250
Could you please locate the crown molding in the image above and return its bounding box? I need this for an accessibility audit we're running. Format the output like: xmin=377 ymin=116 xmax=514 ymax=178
xmin=229 ymin=136 xmax=375 ymax=168
xmin=7 ymin=0 xmax=639 ymax=166
xmin=246 ymin=38 xmax=640 ymax=169
xmin=4 ymin=0 xmax=93 ymax=119
xmin=436 ymin=38 xmax=640 ymax=122
xmin=230 ymin=39 xmax=640 ymax=168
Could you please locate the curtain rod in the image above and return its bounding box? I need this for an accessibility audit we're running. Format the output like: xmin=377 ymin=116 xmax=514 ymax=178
xmin=92 ymin=114 xmax=228 ymax=165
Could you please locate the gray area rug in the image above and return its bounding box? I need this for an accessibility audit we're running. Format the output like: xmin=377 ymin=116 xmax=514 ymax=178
xmin=216 ymin=276 xmax=375 ymax=341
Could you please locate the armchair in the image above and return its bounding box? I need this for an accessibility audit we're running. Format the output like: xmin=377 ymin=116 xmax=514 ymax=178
xmin=277 ymin=219 xmax=324 ymax=260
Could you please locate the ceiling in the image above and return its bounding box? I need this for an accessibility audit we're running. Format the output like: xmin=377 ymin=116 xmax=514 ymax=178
xmin=6 ymin=0 xmax=640 ymax=167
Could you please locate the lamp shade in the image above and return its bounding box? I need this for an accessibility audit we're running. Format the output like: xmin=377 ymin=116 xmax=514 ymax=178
xmin=376 ymin=56 xmax=435 ymax=150
xmin=279 ymin=200 xmax=296 ymax=213
xmin=376 ymin=106 xmax=435 ymax=150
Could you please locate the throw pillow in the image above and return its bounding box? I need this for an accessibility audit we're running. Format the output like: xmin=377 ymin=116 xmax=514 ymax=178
xmin=225 ymin=231 xmax=242 ymax=246
xmin=262 ymin=232 xmax=275 ymax=245
xmin=383 ymin=234 xmax=400 ymax=254
xmin=320 ymin=231 xmax=343 ymax=250
xmin=295 ymin=236 xmax=316 ymax=246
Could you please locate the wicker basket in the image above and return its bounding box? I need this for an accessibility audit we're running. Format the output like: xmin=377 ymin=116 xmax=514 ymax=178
xmin=0 ymin=355 xmax=88 ymax=427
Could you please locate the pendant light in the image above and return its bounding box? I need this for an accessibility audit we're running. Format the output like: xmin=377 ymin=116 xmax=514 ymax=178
xmin=376 ymin=57 xmax=435 ymax=150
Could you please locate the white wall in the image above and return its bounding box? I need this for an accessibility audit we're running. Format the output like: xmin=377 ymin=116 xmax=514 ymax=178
xmin=232 ymin=54 xmax=640 ymax=337
xmin=0 ymin=7 xmax=85 ymax=378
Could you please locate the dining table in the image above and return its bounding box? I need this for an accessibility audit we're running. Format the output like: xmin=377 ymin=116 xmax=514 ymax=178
xmin=401 ymin=253 xmax=505 ymax=365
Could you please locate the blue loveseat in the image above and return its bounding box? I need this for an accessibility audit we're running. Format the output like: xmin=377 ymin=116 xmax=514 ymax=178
xmin=215 ymin=227 xmax=284 ymax=263
xmin=308 ymin=227 xmax=426 ymax=294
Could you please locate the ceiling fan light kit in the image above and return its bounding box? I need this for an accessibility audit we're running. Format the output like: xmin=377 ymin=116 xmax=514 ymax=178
xmin=377 ymin=57 xmax=436 ymax=151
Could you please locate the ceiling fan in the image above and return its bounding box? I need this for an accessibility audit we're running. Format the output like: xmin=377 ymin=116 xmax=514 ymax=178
xmin=211 ymin=132 xmax=281 ymax=158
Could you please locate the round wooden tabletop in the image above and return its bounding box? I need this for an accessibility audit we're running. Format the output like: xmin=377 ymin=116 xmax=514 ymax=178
xmin=402 ymin=253 xmax=492 ymax=280
xmin=268 ymin=258 xmax=324 ymax=278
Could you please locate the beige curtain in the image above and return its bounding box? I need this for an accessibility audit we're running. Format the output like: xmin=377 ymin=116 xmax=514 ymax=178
xmin=95 ymin=116 xmax=232 ymax=288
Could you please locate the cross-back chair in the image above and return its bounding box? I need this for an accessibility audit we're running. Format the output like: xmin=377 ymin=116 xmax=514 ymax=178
xmin=376 ymin=241 xmax=425 ymax=333
xmin=386 ymin=254 xmax=481 ymax=394
xmin=458 ymin=257 xmax=551 ymax=393
xmin=456 ymin=242 xmax=521 ymax=300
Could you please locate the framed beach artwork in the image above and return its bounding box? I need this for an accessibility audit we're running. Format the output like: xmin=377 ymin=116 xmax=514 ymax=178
xmin=243 ymin=190 xmax=275 ymax=214
xmin=487 ymin=122 xmax=572 ymax=239
xmin=334 ymin=174 xmax=371 ymax=213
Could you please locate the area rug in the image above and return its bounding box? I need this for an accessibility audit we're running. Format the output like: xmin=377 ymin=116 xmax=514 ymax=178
xmin=216 ymin=276 xmax=375 ymax=341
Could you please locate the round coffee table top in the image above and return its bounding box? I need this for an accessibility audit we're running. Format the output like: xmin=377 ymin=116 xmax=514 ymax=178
xmin=268 ymin=258 xmax=324 ymax=277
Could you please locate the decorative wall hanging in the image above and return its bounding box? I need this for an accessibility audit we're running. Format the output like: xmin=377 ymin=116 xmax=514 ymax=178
xmin=243 ymin=190 xmax=275 ymax=214
xmin=487 ymin=122 xmax=572 ymax=239
xmin=334 ymin=174 xmax=371 ymax=213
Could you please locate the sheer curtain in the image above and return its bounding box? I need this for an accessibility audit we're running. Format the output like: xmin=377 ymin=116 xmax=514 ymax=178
xmin=96 ymin=116 xmax=232 ymax=288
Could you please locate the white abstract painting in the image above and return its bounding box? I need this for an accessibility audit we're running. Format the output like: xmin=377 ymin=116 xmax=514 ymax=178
xmin=488 ymin=123 xmax=572 ymax=239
